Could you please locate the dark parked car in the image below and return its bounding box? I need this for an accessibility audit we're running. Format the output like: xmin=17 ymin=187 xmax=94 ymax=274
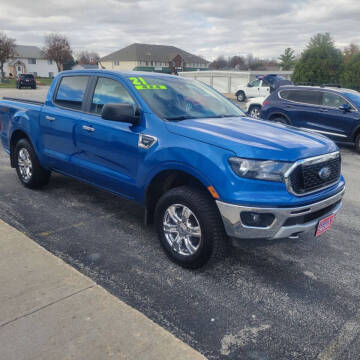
xmin=16 ymin=74 xmax=36 ymax=89
xmin=261 ymin=85 xmax=360 ymax=153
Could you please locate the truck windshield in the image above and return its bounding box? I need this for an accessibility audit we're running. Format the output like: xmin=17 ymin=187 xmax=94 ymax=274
xmin=344 ymin=92 xmax=360 ymax=108
xmin=127 ymin=75 xmax=244 ymax=120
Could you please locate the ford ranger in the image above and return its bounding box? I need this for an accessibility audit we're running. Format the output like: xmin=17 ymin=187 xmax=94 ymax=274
xmin=0 ymin=70 xmax=345 ymax=268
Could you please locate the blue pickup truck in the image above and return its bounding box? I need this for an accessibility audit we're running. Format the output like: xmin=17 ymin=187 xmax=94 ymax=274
xmin=0 ymin=70 xmax=345 ymax=268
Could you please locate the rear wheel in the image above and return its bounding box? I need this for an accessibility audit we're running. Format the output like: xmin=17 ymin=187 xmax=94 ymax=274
xmin=15 ymin=139 xmax=51 ymax=189
xmin=236 ymin=91 xmax=246 ymax=102
xmin=355 ymin=133 xmax=360 ymax=154
xmin=248 ymin=105 xmax=261 ymax=119
xmin=271 ymin=116 xmax=289 ymax=125
xmin=155 ymin=186 xmax=227 ymax=268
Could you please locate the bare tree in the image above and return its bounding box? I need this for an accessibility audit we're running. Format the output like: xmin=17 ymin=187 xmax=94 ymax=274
xmin=0 ymin=32 xmax=16 ymax=78
xmin=44 ymin=33 xmax=72 ymax=72
xmin=76 ymin=50 xmax=100 ymax=65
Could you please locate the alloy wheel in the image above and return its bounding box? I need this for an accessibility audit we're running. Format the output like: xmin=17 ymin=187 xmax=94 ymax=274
xmin=163 ymin=204 xmax=202 ymax=256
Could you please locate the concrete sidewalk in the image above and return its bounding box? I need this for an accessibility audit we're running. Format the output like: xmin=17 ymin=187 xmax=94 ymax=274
xmin=0 ymin=219 xmax=206 ymax=360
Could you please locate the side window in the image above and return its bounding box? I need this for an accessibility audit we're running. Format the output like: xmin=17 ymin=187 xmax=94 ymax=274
xmin=261 ymin=81 xmax=269 ymax=87
xmin=322 ymin=92 xmax=350 ymax=109
xmin=55 ymin=76 xmax=89 ymax=110
xmin=249 ymin=79 xmax=260 ymax=87
xmin=90 ymin=77 xmax=135 ymax=115
xmin=284 ymin=90 xmax=321 ymax=106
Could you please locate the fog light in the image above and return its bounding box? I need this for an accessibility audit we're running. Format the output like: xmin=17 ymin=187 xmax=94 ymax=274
xmin=240 ymin=212 xmax=275 ymax=227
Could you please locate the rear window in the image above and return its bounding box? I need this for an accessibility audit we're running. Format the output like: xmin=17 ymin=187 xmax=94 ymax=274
xmin=20 ymin=74 xmax=34 ymax=79
xmin=279 ymin=89 xmax=321 ymax=105
xmin=55 ymin=76 xmax=89 ymax=110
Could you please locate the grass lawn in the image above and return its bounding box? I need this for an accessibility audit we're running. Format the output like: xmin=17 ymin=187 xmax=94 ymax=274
xmin=0 ymin=77 xmax=54 ymax=88
xmin=0 ymin=79 xmax=16 ymax=88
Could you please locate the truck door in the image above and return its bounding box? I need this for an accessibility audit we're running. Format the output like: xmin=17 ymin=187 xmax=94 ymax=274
xmin=259 ymin=80 xmax=270 ymax=97
xmin=39 ymin=75 xmax=90 ymax=172
xmin=73 ymin=76 xmax=141 ymax=199
xmin=247 ymin=79 xmax=261 ymax=98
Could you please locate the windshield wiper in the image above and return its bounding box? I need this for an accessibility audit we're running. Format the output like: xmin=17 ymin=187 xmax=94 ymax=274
xmin=164 ymin=116 xmax=193 ymax=121
xmin=210 ymin=114 xmax=241 ymax=118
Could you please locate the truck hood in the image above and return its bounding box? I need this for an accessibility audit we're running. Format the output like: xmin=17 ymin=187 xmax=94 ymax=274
xmin=165 ymin=117 xmax=338 ymax=162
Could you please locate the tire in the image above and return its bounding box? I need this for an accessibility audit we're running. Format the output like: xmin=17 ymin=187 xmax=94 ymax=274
xmin=155 ymin=186 xmax=228 ymax=268
xmin=236 ymin=91 xmax=246 ymax=102
xmin=355 ymin=133 xmax=360 ymax=154
xmin=271 ymin=116 xmax=289 ymax=125
xmin=248 ymin=105 xmax=261 ymax=119
xmin=14 ymin=139 xmax=51 ymax=189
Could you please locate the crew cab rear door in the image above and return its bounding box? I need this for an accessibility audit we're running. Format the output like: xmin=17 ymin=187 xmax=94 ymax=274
xmin=39 ymin=75 xmax=90 ymax=172
xmin=73 ymin=75 xmax=141 ymax=199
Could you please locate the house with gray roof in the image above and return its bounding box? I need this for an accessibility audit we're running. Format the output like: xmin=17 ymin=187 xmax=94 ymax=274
xmin=100 ymin=43 xmax=209 ymax=74
xmin=4 ymin=45 xmax=59 ymax=78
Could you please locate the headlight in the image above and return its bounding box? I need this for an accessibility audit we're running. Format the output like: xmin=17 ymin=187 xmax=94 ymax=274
xmin=229 ymin=157 xmax=292 ymax=182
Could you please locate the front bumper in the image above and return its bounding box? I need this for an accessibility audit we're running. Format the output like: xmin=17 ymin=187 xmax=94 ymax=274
xmin=216 ymin=188 xmax=345 ymax=240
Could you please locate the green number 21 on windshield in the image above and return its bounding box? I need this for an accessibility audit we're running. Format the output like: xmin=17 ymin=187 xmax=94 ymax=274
xmin=129 ymin=77 xmax=167 ymax=90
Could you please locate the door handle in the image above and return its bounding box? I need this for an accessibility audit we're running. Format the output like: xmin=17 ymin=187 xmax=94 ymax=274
xmin=82 ymin=125 xmax=95 ymax=132
xmin=45 ymin=115 xmax=55 ymax=121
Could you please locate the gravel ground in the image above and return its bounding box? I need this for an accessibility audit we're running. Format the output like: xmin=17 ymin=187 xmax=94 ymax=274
xmin=0 ymin=88 xmax=359 ymax=359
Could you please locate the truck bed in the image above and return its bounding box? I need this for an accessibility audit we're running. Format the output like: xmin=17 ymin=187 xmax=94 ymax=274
xmin=2 ymin=97 xmax=44 ymax=106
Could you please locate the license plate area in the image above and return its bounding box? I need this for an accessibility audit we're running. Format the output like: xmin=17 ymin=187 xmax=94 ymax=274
xmin=315 ymin=214 xmax=335 ymax=236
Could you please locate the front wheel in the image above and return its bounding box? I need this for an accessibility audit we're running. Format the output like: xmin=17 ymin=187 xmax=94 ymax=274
xmin=155 ymin=186 xmax=227 ymax=268
xmin=248 ymin=105 xmax=261 ymax=119
xmin=15 ymin=139 xmax=51 ymax=189
xmin=236 ymin=91 xmax=246 ymax=102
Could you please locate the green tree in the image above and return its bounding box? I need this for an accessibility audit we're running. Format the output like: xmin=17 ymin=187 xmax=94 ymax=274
xmin=292 ymin=33 xmax=344 ymax=85
xmin=278 ymin=48 xmax=296 ymax=70
xmin=341 ymin=52 xmax=360 ymax=90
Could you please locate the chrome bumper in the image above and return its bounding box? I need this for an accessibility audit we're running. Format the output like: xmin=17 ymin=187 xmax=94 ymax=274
xmin=216 ymin=188 xmax=345 ymax=240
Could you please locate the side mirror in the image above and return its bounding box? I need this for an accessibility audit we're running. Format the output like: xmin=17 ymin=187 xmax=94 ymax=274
xmin=339 ymin=103 xmax=352 ymax=112
xmin=247 ymin=83 xmax=252 ymax=87
xmin=101 ymin=103 xmax=139 ymax=124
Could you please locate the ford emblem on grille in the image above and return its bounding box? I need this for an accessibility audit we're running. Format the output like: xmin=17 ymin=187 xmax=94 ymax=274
xmin=318 ymin=166 xmax=332 ymax=180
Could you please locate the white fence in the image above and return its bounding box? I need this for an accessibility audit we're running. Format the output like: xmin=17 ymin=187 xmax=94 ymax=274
xmin=179 ymin=70 xmax=293 ymax=94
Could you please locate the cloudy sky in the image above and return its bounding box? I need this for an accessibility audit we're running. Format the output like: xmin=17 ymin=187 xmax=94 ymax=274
xmin=0 ymin=0 xmax=359 ymax=61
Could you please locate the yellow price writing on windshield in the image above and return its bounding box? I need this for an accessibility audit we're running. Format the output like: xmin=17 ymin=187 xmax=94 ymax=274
xmin=129 ymin=77 xmax=167 ymax=90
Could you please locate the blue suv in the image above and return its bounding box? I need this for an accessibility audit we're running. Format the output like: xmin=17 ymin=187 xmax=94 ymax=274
xmin=261 ymin=85 xmax=360 ymax=153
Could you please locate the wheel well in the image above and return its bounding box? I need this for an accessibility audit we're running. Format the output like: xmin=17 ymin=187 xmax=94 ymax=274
xmin=269 ymin=113 xmax=289 ymax=122
xmin=10 ymin=130 xmax=31 ymax=167
xmin=249 ymin=104 xmax=261 ymax=111
xmin=353 ymin=127 xmax=360 ymax=141
xmin=145 ymin=170 xmax=209 ymax=224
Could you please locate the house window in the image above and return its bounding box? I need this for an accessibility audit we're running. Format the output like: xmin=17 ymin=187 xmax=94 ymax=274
xmin=32 ymin=72 xmax=37 ymax=77
xmin=113 ymin=60 xmax=119 ymax=66
xmin=28 ymin=58 xmax=36 ymax=64
xmin=150 ymin=61 xmax=154 ymax=66
xmin=47 ymin=59 xmax=53 ymax=65
xmin=145 ymin=61 xmax=149 ymax=66
xmin=49 ymin=72 xmax=54 ymax=78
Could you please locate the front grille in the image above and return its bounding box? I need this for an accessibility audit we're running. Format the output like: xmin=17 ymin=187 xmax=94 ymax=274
xmin=289 ymin=154 xmax=341 ymax=195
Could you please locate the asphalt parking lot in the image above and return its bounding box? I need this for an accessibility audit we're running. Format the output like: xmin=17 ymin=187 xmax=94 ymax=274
xmin=0 ymin=88 xmax=360 ymax=359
